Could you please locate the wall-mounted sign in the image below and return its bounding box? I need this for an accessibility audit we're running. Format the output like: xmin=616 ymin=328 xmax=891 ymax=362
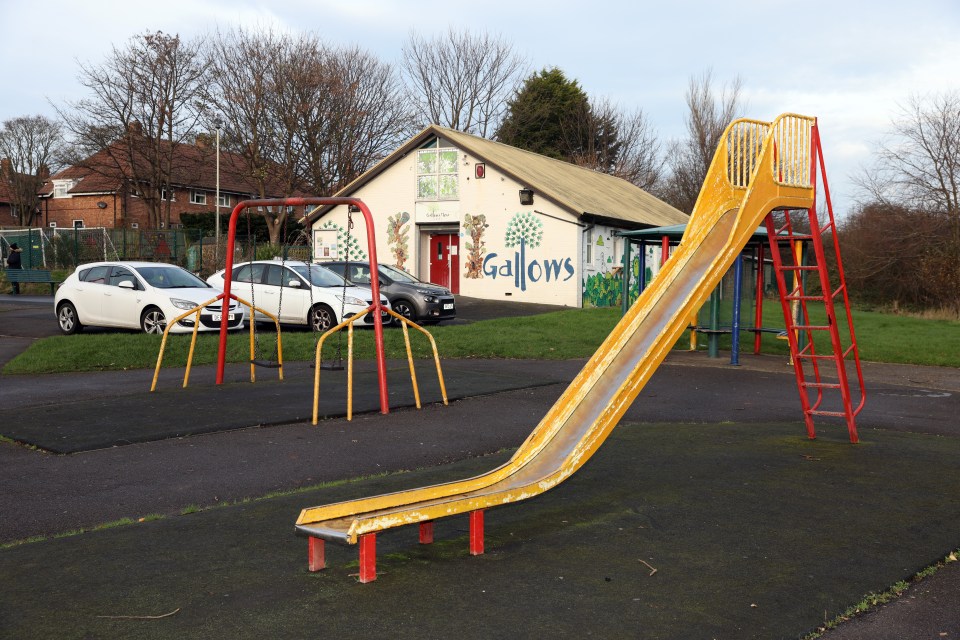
xmin=415 ymin=201 xmax=460 ymax=224
xmin=313 ymin=228 xmax=339 ymax=260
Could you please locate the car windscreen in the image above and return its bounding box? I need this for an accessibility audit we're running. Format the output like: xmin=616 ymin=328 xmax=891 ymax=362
xmin=379 ymin=264 xmax=421 ymax=284
xmin=136 ymin=265 xmax=210 ymax=289
xmin=291 ymin=264 xmax=349 ymax=288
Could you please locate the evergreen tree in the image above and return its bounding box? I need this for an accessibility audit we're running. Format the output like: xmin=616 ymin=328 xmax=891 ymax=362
xmin=495 ymin=67 xmax=594 ymax=161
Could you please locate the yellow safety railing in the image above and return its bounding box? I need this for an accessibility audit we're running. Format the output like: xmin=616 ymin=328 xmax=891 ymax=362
xmin=312 ymin=308 xmax=447 ymax=424
xmin=151 ymin=295 xmax=283 ymax=391
xmin=725 ymin=119 xmax=769 ymax=189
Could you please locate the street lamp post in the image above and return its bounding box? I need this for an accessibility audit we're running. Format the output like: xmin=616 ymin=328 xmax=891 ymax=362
xmin=214 ymin=119 xmax=223 ymax=265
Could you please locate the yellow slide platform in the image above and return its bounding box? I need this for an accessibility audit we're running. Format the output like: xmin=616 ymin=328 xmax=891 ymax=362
xmin=296 ymin=114 xmax=819 ymax=578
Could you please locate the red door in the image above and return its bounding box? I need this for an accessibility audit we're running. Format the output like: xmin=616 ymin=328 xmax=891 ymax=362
xmin=429 ymin=233 xmax=459 ymax=293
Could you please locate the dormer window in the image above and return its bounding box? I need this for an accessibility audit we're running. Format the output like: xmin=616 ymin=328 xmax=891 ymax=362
xmin=53 ymin=179 xmax=76 ymax=198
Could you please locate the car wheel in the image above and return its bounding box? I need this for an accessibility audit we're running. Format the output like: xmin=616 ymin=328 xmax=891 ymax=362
xmin=309 ymin=304 xmax=336 ymax=332
xmin=57 ymin=302 xmax=84 ymax=335
xmin=393 ymin=299 xmax=416 ymax=323
xmin=141 ymin=307 xmax=167 ymax=334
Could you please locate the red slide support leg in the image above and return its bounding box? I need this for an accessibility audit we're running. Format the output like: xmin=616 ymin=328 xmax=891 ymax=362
xmin=307 ymin=537 xmax=325 ymax=572
xmin=469 ymin=510 xmax=485 ymax=556
xmin=419 ymin=521 xmax=434 ymax=544
xmin=358 ymin=533 xmax=377 ymax=583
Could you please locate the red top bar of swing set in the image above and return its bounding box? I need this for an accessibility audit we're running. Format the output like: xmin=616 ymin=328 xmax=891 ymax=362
xmin=214 ymin=197 xmax=390 ymax=415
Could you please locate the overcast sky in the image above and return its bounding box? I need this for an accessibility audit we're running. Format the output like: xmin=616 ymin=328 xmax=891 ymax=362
xmin=3 ymin=0 xmax=959 ymax=215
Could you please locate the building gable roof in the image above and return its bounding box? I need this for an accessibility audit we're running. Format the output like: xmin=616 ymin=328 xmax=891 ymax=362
xmin=306 ymin=125 xmax=688 ymax=228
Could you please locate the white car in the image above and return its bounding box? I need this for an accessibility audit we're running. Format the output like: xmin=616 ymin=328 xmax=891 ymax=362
xmin=207 ymin=260 xmax=391 ymax=332
xmin=55 ymin=261 xmax=244 ymax=335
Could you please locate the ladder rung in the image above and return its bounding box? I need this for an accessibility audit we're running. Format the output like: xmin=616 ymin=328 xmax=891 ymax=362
xmin=810 ymin=410 xmax=849 ymax=417
xmin=779 ymin=265 xmax=820 ymax=271
xmin=785 ymin=294 xmax=826 ymax=302
xmin=796 ymin=353 xmax=838 ymax=360
xmin=792 ymin=324 xmax=830 ymax=331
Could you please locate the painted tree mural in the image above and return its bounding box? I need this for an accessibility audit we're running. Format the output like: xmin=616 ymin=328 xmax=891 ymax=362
xmin=320 ymin=220 xmax=367 ymax=261
xmin=504 ymin=211 xmax=543 ymax=249
xmin=463 ymin=212 xmax=489 ymax=278
xmin=386 ymin=211 xmax=411 ymax=269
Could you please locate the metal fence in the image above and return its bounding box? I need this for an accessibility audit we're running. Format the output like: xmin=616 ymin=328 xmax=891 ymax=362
xmin=0 ymin=227 xmax=311 ymax=276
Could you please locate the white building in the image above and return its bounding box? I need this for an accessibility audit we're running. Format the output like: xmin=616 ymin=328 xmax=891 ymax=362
xmin=306 ymin=125 xmax=687 ymax=308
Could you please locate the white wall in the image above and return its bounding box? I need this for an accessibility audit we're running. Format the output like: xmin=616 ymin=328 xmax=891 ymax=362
xmin=311 ymin=141 xmax=584 ymax=307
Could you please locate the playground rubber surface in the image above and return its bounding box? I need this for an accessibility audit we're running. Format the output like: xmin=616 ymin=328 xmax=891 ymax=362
xmin=3 ymin=360 xmax=569 ymax=454
xmin=2 ymin=296 xmax=960 ymax=638
xmin=2 ymin=420 xmax=959 ymax=639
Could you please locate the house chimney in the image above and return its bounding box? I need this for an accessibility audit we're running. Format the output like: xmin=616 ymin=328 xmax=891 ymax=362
xmin=127 ymin=121 xmax=143 ymax=136
xmin=0 ymin=158 xmax=10 ymax=177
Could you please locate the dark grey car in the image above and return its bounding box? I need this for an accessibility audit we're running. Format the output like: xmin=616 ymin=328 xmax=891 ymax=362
xmin=322 ymin=261 xmax=455 ymax=324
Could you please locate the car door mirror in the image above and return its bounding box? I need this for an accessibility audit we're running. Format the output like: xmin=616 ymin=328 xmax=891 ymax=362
xmin=287 ymin=279 xmax=301 ymax=288
xmin=118 ymin=280 xmax=135 ymax=290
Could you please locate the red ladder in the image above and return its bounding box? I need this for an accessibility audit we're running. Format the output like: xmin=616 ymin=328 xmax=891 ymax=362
xmin=764 ymin=122 xmax=866 ymax=443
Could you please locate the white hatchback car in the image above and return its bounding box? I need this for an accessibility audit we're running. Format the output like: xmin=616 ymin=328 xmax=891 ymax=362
xmin=55 ymin=261 xmax=244 ymax=335
xmin=207 ymin=260 xmax=391 ymax=332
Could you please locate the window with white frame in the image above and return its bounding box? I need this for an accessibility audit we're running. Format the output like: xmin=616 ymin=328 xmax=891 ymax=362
xmin=586 ymin=228 xmax=593 ymax=264
xmin=72 ymin=219 xmax=84 ymax=229
xmin=416 ymin=140 xmax=459 ymax=201
xmin=53 ymin=180 xmax=74 ymax=198
xmin=160 ymin=187 xmax=174 ymax=202
xmin=190 ymin=190 xmax=207 ymax=205
xmin=217 ymin=193 xmax=230 ymax=208
xmin=131 ymin=222 xmax=139 ymax=229
xmin=49 ymin=222 xmax=57 ymax=228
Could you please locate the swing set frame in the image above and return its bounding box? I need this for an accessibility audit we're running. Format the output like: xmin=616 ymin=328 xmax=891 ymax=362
xmin=214 ymin=197 xmax=391 ymax=415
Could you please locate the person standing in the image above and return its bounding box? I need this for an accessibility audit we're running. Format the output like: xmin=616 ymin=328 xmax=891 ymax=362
xmin=6 ymin=242 xmax=22 ymax=294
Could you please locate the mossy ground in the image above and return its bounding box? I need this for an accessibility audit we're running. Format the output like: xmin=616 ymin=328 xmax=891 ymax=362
xmin=2 ymin=421 xmax=958 ymax=639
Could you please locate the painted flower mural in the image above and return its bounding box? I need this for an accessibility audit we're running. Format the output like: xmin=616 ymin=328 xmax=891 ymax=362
xmin=387 ymin=211 xmax=411 ymax=269
xmin=463 ymin=213 xmax=489 ymax=279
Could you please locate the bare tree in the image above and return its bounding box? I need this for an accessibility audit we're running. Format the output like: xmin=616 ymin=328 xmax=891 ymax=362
xmin=297 ymin=44 xmax=414 ymax=196
xmin=57 ymin=31 xmax=208 ymax=229
xmin=0 ymin=115 xmax=62 ymax=226
xmin=402 ymin=28 xmax=527 ymax=137
xmin=209 ymin=29 xmax=413 ymax=244
xmin=662 ymin=70 xmax=743 ymax=212
xmin=209 ymin=26 xmax=310 ymax=245
xmin=854 ymin=91 xmax=960 ymax=313
xmin=564 ymin=97 xmax=664 ymax=191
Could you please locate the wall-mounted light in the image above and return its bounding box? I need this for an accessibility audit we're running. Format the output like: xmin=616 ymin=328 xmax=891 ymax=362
xmin=96 ymin=201 xmax=107 ymax=209
xmin=475 ymin=163 xmax=486 ymax=179
xmin=519 ymin=188 xmax=534 ymax=206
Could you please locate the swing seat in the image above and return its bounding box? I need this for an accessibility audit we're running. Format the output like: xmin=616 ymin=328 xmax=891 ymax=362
xmin=309 ymin=362 xmax=345 ymax=371
xmin=251 ymin=359 xmax=283 ymax=369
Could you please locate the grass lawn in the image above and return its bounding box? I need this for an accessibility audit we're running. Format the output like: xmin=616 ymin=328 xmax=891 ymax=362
xmin=5 ymin=303 xmax=960 ymax=375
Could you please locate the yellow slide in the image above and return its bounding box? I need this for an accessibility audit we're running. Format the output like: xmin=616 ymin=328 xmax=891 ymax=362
xmin=296 ymin=114 xmax=818 ymax=559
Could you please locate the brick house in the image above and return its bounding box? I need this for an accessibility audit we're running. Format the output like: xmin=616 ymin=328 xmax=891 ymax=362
xmin=38 ymin=136 xmax=288 ymax=230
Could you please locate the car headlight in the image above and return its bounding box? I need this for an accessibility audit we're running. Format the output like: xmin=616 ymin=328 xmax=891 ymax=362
xmin=171 ymin=298 xmax=200 ymax=311
xmin=337 ymin=294 xmax=366 ymax=306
